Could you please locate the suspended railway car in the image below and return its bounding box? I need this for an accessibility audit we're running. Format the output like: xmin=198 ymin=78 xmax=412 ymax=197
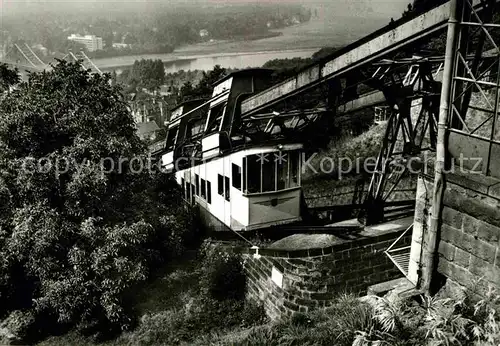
xmin=177 ymin=144 xmax=303 ymax=231
xmin=160 ymin=69 xmax=322 ymax=232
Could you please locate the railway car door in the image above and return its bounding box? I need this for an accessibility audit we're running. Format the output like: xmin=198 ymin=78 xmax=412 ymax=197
xmin=223 ymin=175 xmax=231 ymax=227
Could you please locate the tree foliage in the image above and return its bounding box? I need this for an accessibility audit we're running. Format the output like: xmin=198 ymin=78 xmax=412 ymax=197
xmin=123 ymin=59 xmax=166 ymax=92
xmin=400 ymin=0 xmax=448 ymax=19
xmin=0 ymin=61 xmax=194 ymax=341
xmin=262 ymin=48 xmax=337 ymax=84
xmin=0 ymin=63 xmax=20 ymax=92
xmin=176 ymin=65 xmax=227 ymax=103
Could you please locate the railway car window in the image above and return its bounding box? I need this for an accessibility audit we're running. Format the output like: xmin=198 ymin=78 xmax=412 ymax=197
xmin=201 ymin=179 xmax=206 ymax=200
xmin=207 ymin=181 xmax=212 ymax=204
xmin=218 ymin=174 xmax=224 ymax=196
xmin=232 ymin=164 xmax=242 ymax=190
xmin=166 ymin=127 xmax=179 ymax=150
xmin=191 ymin=184 xmax=195 ymax=203
xmin=261 ymin=157 xmax=276 ymax=193
xmin=277 ymin=152 xmax=289 ymax=190
xmin=206 ymin=103 xmax=226 ymax=133
xmin=246 ymin=155 xmax=261 ymax=193
xmin=244 ymin=151 xmax=301 ymax=194
xmin=224 ymin=176 xmax=230 ymax=201
xmin=195 ymin=174 xmax=200 ymax=196
xmin=189 ymin=119 xmax=205 ymax=138
xmin=242 ymin=158 xmax=247 ymax=192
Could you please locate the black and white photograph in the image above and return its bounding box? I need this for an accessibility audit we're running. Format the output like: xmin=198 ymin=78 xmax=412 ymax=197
xmin=1 ymin=0 xmax=500 ymax=344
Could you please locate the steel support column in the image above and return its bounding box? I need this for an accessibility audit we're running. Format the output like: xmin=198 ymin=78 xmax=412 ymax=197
xmin=422 ymin=0 xmax=461 ymax=293
xmin=360 ymin=61 xmax=441 ymax=225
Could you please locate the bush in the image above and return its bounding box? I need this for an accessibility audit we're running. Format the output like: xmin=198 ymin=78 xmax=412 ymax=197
xmin=199 ymin=242 xmax=246 ymax=302
xmin=235 ymin=294 xmax=374 ymax=346
xmin=0 ymin=310 xmax=36 ymax=344
xmin=120 ymin=245 xmax=265 ymax=346
xmin=354 ymin=282 xmax=500 ymax=346
xmin=302 ymin=122 xmax=386 ymax=182
xmin=126 ymin=292 xmax=266 ymax=345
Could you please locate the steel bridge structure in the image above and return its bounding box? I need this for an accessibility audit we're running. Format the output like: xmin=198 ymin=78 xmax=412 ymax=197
xmin=1 ymin=45 xmax=102 ymax=76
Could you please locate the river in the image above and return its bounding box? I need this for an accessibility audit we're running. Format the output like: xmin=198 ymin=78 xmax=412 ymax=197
xmin=98 ymin=48 xmax=319 ymax=74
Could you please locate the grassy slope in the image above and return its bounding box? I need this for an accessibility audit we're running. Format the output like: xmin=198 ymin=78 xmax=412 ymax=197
xmin=39 ymin=269 xmax=500 ymax=346
xmin=302 ymin=122 xmax=387 ymax=200
xmin=183 ymin=294 xmax=375 ymax=346
xmin=38 ymin=249 xmax=267 ymax=346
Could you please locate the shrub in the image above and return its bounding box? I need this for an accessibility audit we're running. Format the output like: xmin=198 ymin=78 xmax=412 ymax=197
xmin=235 ymin=294 xmax=374 ymax=346
xmin=0 ymin=310 xmax=37 ymax=344
xmin=122 ymin=247 xmax=265 ymax=346
xmin=126 ymin=294 xmax=266 ymax=345
xmin=302 ymin=122 xmax=387 ymax=182
xmin=199 ymin=242 xmax=246 ymax=302
xmin=352 ymin=282 xmax=500 ymax=346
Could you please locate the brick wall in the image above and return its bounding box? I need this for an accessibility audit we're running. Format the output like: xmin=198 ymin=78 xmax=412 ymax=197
xmin=229 ymin=227 xmax=410 ymax=319
xmin=411 ymin=165 xmax=500 ymax=295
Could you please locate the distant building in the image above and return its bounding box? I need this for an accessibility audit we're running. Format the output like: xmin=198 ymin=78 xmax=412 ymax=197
xmin=112 ymin=43 xmax=131 ymax=50
xmin=199 ymin=29 xmax=209 ymax=38
xmin=67 ymin=34 xmax=103 ymax=52
xmin=159 ymin=85 xmax=172 ymax=96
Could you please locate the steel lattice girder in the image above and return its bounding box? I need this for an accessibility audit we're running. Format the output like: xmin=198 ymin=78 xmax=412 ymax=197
xmin=447 ymin=0 xmax=500 ymax=177
xmin=360 ymin=62 xmax=441 ymax=225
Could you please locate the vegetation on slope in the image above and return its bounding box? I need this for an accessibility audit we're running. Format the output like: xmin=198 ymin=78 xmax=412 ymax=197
xmin=40 ymin=274 xmax=500 ymax=346
xmin=0 ymin=62 xmax=198 ymax=344
xmin=38 ymin=243 xmax=266 ymax=346
xmin=302 ymin=121 xmax=385 ymax=184
xmin=4 ymin=3 xmax=312 ymax=60
xmin=232 ymin=284 xmax=500 ymax=346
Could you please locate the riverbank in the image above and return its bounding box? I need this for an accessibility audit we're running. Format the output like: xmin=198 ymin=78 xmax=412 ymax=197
xmin=98 ymin=48 xmax=319 ymax=72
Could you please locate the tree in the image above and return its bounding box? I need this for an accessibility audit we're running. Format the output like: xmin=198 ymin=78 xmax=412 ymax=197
xmin=111 ymin=70 xmax=118 ymax=86
xmin=193 ymin=65 xmax=227 ymax=99
xmin=177 ymin=80 xmax=195 ymax=103
xmin=175 ymin=65 xmax=227 ymax=103
xmin=263 ymin=57 xmax=311 ymax=83
xmin=124 ymin=59 xmax=165 ymax=92
xmin=312 ymin=47 xmax=337 ymax=61
xmin=402 ymin=0 xmax=447 ymax=18
xmin=0 ymin=61 xmax=192 ymax=341
xmin=0 ymin=63 xmax=20 ymax=93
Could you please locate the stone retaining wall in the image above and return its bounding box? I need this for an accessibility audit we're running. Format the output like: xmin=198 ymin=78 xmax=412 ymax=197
xmin=223 ymin=224 xmax=411 ymax=319
xmin=411 ymin=164 xmax=500 ymax=295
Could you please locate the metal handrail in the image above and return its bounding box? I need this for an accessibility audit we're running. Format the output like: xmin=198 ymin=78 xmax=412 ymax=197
xmin=384 ymin=224 xmax=413 ymax=277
